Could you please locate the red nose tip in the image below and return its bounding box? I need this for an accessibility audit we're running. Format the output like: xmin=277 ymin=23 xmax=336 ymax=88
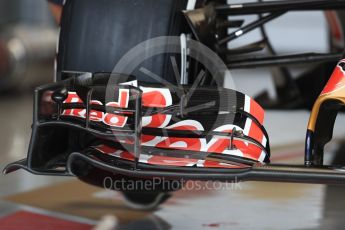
xmin=321 ymin=60 xmax=345 ymax=95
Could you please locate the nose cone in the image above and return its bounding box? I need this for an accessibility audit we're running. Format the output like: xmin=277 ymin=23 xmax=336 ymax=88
xmin=321 ymin=60 xmax=345 ymax=95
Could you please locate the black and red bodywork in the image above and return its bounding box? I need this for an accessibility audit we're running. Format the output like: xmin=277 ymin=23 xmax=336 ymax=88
xmin=4 ymin=68 xmax=345 ymax=185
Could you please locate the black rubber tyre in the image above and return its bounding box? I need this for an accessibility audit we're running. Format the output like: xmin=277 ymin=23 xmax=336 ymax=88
xmin=122 ymin=191 xmax=171 ymax=211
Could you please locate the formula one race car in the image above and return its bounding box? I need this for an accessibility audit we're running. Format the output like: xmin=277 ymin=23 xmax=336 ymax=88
xmin=4 ymin=0 xmax=345 ymax=210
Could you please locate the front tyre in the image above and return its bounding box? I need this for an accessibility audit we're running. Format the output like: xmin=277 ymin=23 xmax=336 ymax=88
xmin=122 ymin=191 xmax=171 ymax=210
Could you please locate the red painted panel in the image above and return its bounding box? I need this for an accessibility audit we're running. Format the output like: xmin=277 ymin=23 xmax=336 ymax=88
xmin=0 ymin=211 xmax=93 ymax=230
